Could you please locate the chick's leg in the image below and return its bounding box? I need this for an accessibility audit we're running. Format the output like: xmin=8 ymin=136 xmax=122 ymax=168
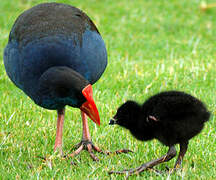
xmin=109 ymin=146 xmax=177 ymax=177
xmin=174 ymin=142 xmax=188 ymax=169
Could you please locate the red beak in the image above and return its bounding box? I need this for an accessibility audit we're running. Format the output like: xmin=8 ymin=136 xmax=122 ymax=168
xmin=80 ymin=84 xmax=100 ymax=125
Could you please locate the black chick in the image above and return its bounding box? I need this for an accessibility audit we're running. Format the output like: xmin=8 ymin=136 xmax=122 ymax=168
xmin=109 ymin=91 xmax=210 ymax=176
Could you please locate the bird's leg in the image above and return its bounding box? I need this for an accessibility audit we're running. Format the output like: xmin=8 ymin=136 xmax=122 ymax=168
xmin=53 ymin=108 xmax=65 ymax=155
xmin=109 ymin=146 xmax=177 ymax=177
xmin=68 ymin=111 xmax=101 ymax=161
xmin=174 ymin=141 xmax=188 ymax=169
xmin=68 ymin=111 xmax=132 ymax=161
xmin=79 ymin=111 xmax=133 ymax=156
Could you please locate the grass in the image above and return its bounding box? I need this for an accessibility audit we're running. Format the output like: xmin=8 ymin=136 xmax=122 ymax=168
xmin=0 ymin=0 xmax=216 ymax=179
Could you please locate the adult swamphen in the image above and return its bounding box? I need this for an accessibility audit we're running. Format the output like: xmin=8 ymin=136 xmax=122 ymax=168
xmin=4 ymin=2 xmax=108 ymax=161
xmin=109 ymin=91 xmax=210 ymax=176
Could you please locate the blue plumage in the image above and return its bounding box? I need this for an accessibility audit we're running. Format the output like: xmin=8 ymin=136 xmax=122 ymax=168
xmin=3 ymin=3 xmax=109 ymax=159
xmin=4 ymin=2 xmax=107 ymax=109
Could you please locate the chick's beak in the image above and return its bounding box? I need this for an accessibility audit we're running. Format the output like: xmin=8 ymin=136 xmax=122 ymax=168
xmin=109 ymin=118 xmax=117 ymax=125
xmin=80 ymin=84 xmax=100 ymax=125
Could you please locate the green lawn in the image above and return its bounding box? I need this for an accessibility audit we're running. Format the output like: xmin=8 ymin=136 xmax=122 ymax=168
xmin=0 ymin=0 xmax=216 ymax=179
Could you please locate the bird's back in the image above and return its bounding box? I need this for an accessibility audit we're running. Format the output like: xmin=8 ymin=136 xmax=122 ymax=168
xmin=143 ymin=91 xmax=209 ymax=122
xmin=142 ymin=91 xmax=210 ymax=146
xmin=9 ymin=3 xmax=99 ymax=47
xmin=4 ymin=3 xmax=107 ymax=101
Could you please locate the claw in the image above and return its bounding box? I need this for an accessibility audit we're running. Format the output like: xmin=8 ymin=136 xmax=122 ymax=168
xmin=106 ymin=149 xmax=133 ymax=155
xmin=68 ymin=144 xmax=84 ymax=158
xmin=87 ymin=143 xmax=99 ymax=161
xmin=115 ymin=149 xmax=134 ymax=154
xmin=37 ymin=156 xmax=47 ymax=161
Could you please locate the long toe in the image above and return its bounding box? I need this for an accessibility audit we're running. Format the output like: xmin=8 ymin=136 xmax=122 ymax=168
xmin=67 ymin=144 xmax=84 ymax=158
xmin=109 ymin=165 xmax=142 ymax=175
xmin=67 ymin=140 xmax=102 ymax=161
xmin=87 ymin=143 xmax=99 ymax=161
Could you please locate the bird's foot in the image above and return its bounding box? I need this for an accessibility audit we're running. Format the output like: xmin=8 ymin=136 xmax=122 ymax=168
xmin=67 ymin=140 xmax=102 ymax=161
xmin=164 ymin=166 xmax=180 ymax=174
xmin=66 ymin=141 xmax=133 ymax=161
xmin=109 ymin=162 xmax=155 ymax=178
xmin=106 ymin=149 xmax=133 ymax=155
xmin=53 ymin=145 xmax=63 ymax=156
xmin=109 ymin=165 xmax=176 ymax=178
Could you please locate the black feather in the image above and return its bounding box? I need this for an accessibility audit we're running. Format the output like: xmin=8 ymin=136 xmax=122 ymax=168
xmin=112 ymin=91 xmax=210 ymax=146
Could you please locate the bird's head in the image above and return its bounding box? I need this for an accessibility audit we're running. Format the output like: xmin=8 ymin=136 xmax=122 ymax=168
xmin=38 ymin=66 xmax=100 ymax=125
xmin=109 ymin=100 xmax=141 ymax=130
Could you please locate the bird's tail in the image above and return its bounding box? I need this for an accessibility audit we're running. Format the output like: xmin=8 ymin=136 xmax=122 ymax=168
xmin=202 ymin=110 xmax=211 ymax=122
